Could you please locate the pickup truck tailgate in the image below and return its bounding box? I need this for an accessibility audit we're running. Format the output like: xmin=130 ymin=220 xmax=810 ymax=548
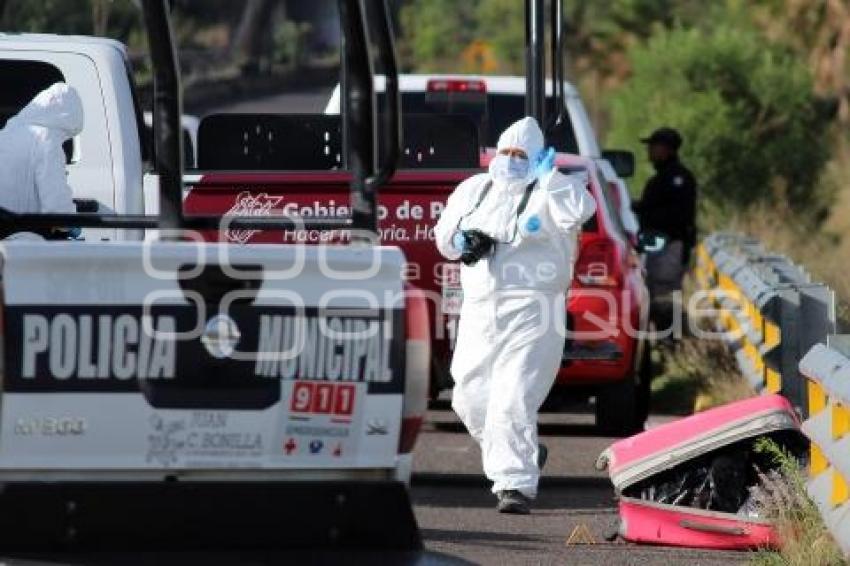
xmin=0 ymin=241 xmax=406 ymax=473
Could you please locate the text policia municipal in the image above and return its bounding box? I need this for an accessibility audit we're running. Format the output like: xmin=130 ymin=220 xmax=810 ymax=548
xmin=254 ymin=315 xmax=392 ymax=382
xmin=19 ymin=313 xmax=393 ymax=383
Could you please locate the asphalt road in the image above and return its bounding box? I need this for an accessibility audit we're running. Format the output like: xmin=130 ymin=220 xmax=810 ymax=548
xmin=410 ymin=404 xmax=750 ymax=566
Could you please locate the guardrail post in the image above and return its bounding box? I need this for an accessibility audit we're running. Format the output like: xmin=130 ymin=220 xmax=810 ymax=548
xmin=798 ymin=285 xmax=837 ymax=419
xmin=800 ymin=338 xmax=850 ymax=556
xmin=781 ymin=287 xmax=805 ymax=412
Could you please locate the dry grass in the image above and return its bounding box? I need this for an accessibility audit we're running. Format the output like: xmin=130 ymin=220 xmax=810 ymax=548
xmin=730 ymin=206 xmax=850 ymax=327
xmin=650 ymin=311 xmax=754 ymax=414
xmin=650 ymin=278 xmax=755 ymax=414
xmin=749 ymin=439 xmax=847 ymax=566
xmin=725 ymin=154 xmax=850 ymax=329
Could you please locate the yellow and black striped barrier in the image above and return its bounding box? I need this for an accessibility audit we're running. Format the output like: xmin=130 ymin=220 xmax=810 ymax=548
xmin=695 ymin=233 xmax=835 ymax=416
xmin=800 ymin=339 xmax=850 ymax=555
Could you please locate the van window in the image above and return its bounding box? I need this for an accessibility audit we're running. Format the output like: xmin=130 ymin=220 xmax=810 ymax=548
xmin=0 ymin=59 xmax=74 ymax=163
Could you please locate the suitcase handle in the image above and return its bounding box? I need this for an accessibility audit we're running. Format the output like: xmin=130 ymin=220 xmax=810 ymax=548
xmin=679 ymin=519 xmax=748 ymax=536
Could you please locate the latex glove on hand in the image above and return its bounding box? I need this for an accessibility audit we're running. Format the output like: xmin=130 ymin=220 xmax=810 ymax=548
xmin=534 ymin=147 xmax=556 ymax=178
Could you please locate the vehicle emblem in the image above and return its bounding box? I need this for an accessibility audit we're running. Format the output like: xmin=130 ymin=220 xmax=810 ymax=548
xmin=367 ymin=419 xmax=389 ymax=435
xmin=201 ymin=314 xmax=241 ymax=359
xmin=226 ymin=191 xmax=284 ymax=245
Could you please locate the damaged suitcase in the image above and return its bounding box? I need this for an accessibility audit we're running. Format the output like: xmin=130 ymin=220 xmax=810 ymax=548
xmin=596 ymin=394 xmax=805 ymax=550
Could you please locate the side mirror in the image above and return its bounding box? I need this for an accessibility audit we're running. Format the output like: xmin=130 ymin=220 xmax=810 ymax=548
xmin=602 ymin=149 xmax=635 ymax=178
xmin=637 ymin=230 xmax=667 ymax=254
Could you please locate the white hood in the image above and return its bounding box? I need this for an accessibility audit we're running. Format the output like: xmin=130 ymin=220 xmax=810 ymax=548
xmin=9 ymin=83 xmax=84 ymax=139
xmin=497 ymin=117 xmax=544 ymax=162
xmin=491 ymin=117 xmax=545 ymax=192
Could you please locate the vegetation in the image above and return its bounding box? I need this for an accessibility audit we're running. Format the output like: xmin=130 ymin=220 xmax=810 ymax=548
xmin=606 ymin=23 xmax=832 ymax=222
xmin=730 ymin=201 xmax=850 ymax=329
xmin=399 ymin=0 xmax=850 ymax=231
xmin=749 ymin=438 xmax=846 ymax=566
xmin=649 ymin=278 xmax=754 ymax=416
xmin=0 ymin=0 xmax=323 ymax=74
xmin=650 ymin=335 xmax=753 ymax=415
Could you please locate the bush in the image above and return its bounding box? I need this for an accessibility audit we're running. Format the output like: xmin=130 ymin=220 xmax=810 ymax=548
xmin=398 ymin=0 xmax=479 ymax=73
xmin=749 ymin=438 xmax=846 ymax=566
xmin=606 ymin=24 xmax=833 ymax=224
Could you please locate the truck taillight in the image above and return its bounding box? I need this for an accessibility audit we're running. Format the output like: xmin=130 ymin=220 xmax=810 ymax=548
xmin=400 ymin=286 xmax=430 ymax=454
xmin=427 ymin=79 xmax=487 ymax=93
xmin=576 ymin=238 xmax=620 ymax=287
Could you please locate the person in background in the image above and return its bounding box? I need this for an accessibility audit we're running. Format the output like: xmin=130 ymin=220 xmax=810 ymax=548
xmin=633 ymin=127 xmax=697 ymax=332
xmin=0 ymin=82 xmax=82 ymax=238
xmin=434 ymin=117 xmax=595 ymax=514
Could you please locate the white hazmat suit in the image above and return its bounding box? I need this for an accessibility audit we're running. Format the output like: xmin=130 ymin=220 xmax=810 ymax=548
xmin=435 ymin=117 xmax=596 ymax=499
xmin=0 ymin=83 xmax=82 ymax=216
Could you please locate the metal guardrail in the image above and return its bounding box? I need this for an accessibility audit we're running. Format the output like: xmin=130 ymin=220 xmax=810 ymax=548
xmin=800 ymin=337 xmax=850 ymax=556
xmin=694 ymin=232 xmax=836 ymax=416
xmin=696 ymin=232 xmax=849 ymax=553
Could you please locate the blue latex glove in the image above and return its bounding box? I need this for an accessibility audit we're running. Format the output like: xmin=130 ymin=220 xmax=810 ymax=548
xmin=534 ymin=147 xmax=556 ymax=177
xmin=452 ymin=230 xmax=468 ymax=252
xmin=67 ymin=227 xmax=82 ymax=240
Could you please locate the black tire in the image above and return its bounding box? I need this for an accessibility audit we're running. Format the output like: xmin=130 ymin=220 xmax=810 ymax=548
xmin=430 ymin=354 xmax=453 ymax=400
xmin=635 ymin=345 xmax=653 ymax=425
xmin=595 ymin=375 xmax=641 ymax=436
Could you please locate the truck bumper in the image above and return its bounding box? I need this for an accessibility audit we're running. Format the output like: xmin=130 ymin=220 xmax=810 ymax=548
xmin=0 ymin=480 xmax=421 ymax=550
xmin=556 ymin=335 xmax=637 ymax=386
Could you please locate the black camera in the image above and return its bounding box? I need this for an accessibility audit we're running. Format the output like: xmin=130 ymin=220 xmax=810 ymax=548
xmin=460 ymin=229 xmax=496 ymax=266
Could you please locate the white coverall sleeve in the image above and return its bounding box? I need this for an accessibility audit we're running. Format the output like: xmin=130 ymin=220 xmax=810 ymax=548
xmin=434 ymin=174 xmax=486 ymax=260
xmin=543 ymin=170 xmax=596 ymax=233
xmin=34 ymin=141 xmax=76 ymax=214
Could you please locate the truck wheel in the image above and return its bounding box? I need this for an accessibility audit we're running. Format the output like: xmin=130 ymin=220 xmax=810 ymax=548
xmin=430 ymin=355 xmax=453 ymax=400
xmin=595 ymin=376 xmax=640 ymax=436
xmin=635 ymin=346 xmax=653 ymax=425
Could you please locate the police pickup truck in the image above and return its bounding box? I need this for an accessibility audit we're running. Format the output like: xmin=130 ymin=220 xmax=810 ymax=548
xmin=0 ymin=0 xmax=427 ymax=550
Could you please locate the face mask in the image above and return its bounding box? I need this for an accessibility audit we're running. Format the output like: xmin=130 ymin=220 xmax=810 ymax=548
xmin=489 ymin=154 xmax=530 ymax=182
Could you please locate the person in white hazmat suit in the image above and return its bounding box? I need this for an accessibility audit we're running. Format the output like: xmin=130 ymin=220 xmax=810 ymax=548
xmin=0 ymin=83 xmax=82 ymax=238
xmin=434 ymin=117 xmax=596 ymax=514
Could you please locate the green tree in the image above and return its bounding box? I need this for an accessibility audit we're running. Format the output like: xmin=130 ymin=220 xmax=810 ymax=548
xmin=474 ymin=0 xmax=524 ymax=74
xmin=0 ymin=0 xmax=141 ymax=44
xmin=749 ymin=0 xmax=850 ymax=123
xmin=398 ymin=0 xmax=477 ymax=72
xmin=606 ymin=24 xmax=833 ymax=222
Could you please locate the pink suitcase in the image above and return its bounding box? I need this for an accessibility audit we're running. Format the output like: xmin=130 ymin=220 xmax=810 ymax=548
xmin=596 ymin=394 xmax=802 ymax=550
